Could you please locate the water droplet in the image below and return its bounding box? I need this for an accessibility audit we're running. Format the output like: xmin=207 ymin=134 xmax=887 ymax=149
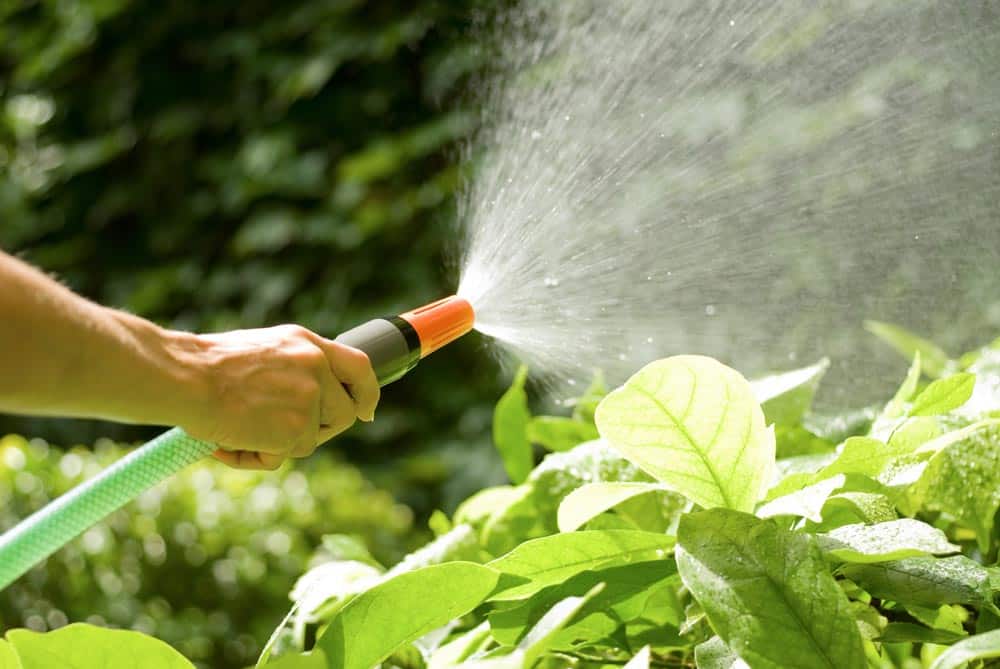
xmin=568 ymin=379 xmax=577 ymax=386
xmin=646 ymin=275 xmax=652 ymax=281
xmin=543 ymin=276 xmax=560 ymax=287
xmin=618 ymin=353 xmax=627 ymax=361
xmin=705 ymin=304 xmax=716 ymax=316
xmin=729 ymin=19 xmax=735 ymax=26
xmin=646 ymin=337 xmax=654 ymax=343
xmin=531 ymin=130 xmax=542 ymax=140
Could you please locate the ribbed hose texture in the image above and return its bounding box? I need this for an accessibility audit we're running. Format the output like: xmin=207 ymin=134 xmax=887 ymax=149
xmin=0 ymin=428 xmax=215 ymax=590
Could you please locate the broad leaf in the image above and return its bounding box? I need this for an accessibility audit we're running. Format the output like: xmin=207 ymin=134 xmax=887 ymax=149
xmin=878 ymin=623 xmax=966 ymax=645
xmin=259 ymin=651 xmax=328 ymax=668
xmin=487 ymin=560 xmax=677 ymax=649
xmin=4 ymin=623 xmax=194 ymax=669
xmin=488 ymin=530 xmax=674 ymax=601
xmin=818 ymin=519 xmax=959 ymax=563
xmin=814 ymin=492 xmax=897 ymax=528
xmin=929 ymin=629 xmax=1000 ymax=669
xmin=463 ymin=588 xmax=599 ymax=669
xmin=385 ymin=524 xmax=482 ymax=577
xmin=865 ymin=321 xmax=951 ymax=377
xmin=841 ymin=556 xmax=991 ymax=608
xmin=694 ymin=636 xmax=750 ymax=669
xmin=596 ymin=355 xmax=775 ymax=513
xmin=750 ymin=358 xmax=829 ymax=426
xmin=757 ymin=475 xmax=846 ymax=522
xmin=289 ymin=559 xmax=382 ymax=620
xmin=909 ymin=373 xmax=976 ymax=416
xmin=557 ymin=482 xmax=667 ymax=532
xmin=527 ymin=416 xmax=599 ymax=452
xmin=494 ymin=366 xmax=533 ymax=483
xmin=911 ymin=423 xmax=1000 ymax=552
xmin=427 ymin=623 xmax=491 ymax=669
xmin=676 ymin=509 xmax=865 ymax=669
xmin=315 ymin=562 xmax=499 ymax=669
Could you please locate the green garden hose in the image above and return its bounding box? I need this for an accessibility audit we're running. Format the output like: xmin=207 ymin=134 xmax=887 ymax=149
xmin=0 ymin=296 xmax=474 ymax=590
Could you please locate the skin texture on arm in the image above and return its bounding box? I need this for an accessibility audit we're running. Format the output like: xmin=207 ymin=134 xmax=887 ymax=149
xmin=0 ymin=250 xmax=379 ymax=469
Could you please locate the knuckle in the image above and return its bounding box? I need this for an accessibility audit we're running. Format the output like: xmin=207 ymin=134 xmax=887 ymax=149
xmin=280 ymin=323 xmax=311 ymax=340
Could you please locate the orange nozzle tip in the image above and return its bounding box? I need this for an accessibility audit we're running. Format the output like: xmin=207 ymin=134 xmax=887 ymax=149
xmin=400 ymin=295 xmax=475 ymax=358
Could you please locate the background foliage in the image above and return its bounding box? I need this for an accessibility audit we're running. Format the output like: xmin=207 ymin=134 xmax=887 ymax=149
xmin=0 ymin=0 xmax=510 ymax=512
xmin=0 ymin=1 xmax=506 ymax=667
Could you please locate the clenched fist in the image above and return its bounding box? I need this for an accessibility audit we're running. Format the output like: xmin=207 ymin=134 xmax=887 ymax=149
xmin=180 ymin=325 xmax=380 ymax=470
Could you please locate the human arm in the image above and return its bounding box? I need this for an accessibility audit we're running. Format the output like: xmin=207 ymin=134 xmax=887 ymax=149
xmin=0 ymin=250 xmax=379 ymax=469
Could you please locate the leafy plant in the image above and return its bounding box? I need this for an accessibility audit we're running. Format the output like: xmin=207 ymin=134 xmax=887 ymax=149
xmin=10 ymin=324 xmax=1000 ymax=669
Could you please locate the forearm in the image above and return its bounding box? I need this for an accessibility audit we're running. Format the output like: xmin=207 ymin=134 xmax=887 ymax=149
xmin=0 ymin=252 xmax=205 ymax=426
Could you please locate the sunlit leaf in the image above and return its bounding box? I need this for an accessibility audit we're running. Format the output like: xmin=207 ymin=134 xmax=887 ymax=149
xmin=596 ymin=356 xmax=775 ymax=513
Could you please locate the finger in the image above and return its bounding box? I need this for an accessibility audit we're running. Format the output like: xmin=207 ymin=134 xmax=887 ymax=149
xmin=290 ymin=441 xmax=319 ymax=458
xmin=319 ymin=377 xmax=356 ymax=439
xmin=212 ymin=448 xmax=285 ymax=471
xmin=321 ymin=340 xmax=380 ymax=421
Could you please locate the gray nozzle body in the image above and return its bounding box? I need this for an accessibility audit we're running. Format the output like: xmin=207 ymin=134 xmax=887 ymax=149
xmin=334 ymin=317 xmax=420 ymax=386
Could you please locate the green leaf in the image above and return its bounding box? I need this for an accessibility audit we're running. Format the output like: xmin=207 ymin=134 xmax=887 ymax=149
xmin=905 ymin=604 xmax=968 ymax=636
xmin=487 ymin=560 xmax=677 ymax=649
xmin=909 ymin=373 xmax=976 ymax=416
xmin=557 ymin=482 xmax=667 ymax=532
xmin=571 ymin=372 xmax=608 ymax=424
xmin=911 ymin=423 xmax=1000 ymax=552
xmin=464 ymin=587 xmax=601 ymax=669
xmin=0 ymin=641 xmax=15 ymax=669
xmin=487 ymin=530 xmax=675 ymax=601
xmin=514 ymin=585 xmax=601 ymax=666
xmin=929 ymin=629 xmax=1000 ymax=669
xmin=4 ymin=623 xmax=194 ymax=668
xmin=385 ymin=524 xmax=483 ymax=577
xmin=894 ymin=353 xmax=923 ymax=406
xmin=494 ymin=366 xmax=533 ymax=483
xmin=315 ymin=562 xmax=500 ymax=669
xmin=623 ymin=647 xmax=651 ymax=669
xmin=817 ymin=519 xmax=959 ymax=563
xmin=814 ymin=492 xmax=897 ymax=528
xmin=527 ymin=416 xmax=599 ymax=452
xmin=757 ymin=474 xmax=846 ymax=522
xmin=841 ymin=556 xmax=991 ymax=608
xmin=319 ymin=535 xmax=382 ymax=568
xmin=865 ymin=321 xmax=951 ymax=378
xmin=258 ymin=651 xmax=328 ymax=668
xmin=596 ymin=355 xmax=775 ymax=513
xmin=676 ymin=509 xmax=865 ymax=669
xmin=694 ymin=636 xmax=750 ymax=669
xmin=454 ymin=486 xmax=525 ymax=529
xmin=427 ymin=623 xmax=491 ymax=669
xmin=878 ymin=623 xmax=966 ymax=645
xmin=751 ymin=358 xmax=829 ymax=426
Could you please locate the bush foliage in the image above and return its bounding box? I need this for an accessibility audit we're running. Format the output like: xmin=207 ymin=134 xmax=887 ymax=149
xmin=9 ymin=325 xmax=1000 ymax=668
xmin=0 ymin=435 xmax=415 ymax=668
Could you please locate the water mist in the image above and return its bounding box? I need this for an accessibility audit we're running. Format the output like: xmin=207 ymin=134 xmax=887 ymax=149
xmin=457 ymin=0 xmax=1000 ymax=405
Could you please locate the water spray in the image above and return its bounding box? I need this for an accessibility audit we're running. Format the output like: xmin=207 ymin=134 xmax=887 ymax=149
xmin=0 ymin=296 xmax=475 ymax=590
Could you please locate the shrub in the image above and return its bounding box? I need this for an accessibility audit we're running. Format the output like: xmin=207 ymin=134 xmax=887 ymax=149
xmin=0 ymin=437 xmax=416 ymax=669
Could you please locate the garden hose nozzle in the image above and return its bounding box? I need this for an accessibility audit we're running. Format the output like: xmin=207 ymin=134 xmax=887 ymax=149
xmin=336 ymin=295 xmax=475 ymax=384
xmin=0 ymin=295 xmax=475 ymax=590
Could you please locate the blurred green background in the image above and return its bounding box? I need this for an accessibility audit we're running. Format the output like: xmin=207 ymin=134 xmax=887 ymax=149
xmin=2 ymin=1 xmax=999 ymax=668
xmin=0 ymin=1 xmax=509 ymax=667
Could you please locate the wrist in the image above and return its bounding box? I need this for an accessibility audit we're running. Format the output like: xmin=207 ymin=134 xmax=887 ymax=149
xmin=103 ymin=308 xmax=214 ymax=429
